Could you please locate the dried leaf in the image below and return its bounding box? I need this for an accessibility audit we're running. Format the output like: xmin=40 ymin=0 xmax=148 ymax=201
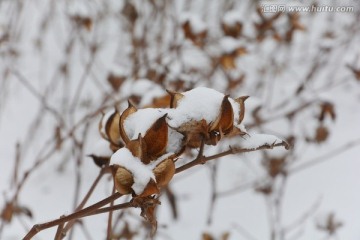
xmin=1 ymin=202 xmax=14 ymax=222
xmin=144 ymin=94 xmax=171 ymax=108
xmin=221 ymin=232 xmax=230 ymax=240
xmin=107 ymin=73 xmax=125 ymax=92
xmin=220 ymin=54 xmax=236 ymax=70
xmin=122 ymin=2 xmax=138 ymax=24
xmin=263 ymin=157 xmax=287 ymax=178
xmin=88 ymin=154 xmax=110 ymax=168
xmin=1 ymin=202 xmax=33 ymax=223
xmin=319 ymin=102 xmax=336 ymax=122
xmin=222 ymin=22 xmax=242 ymax=38
xmin=202 ymin=232 xmax=214 ymax=240
xmin=315 ymin=125 xmax=329 ymax=143
xmin=135 ymin=196 xmax=160 ymax=236
xmin=255 ymin=183 xmax=273 ymax=195
xmin=347 ymin=64 xmax=360 ymax=81
xmin=71 ymin=15 xmax=92 ymax=31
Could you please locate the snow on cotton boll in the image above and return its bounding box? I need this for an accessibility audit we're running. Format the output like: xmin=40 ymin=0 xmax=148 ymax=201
xmin=167 ymin=87 xmax=249 ymax=148
xmin=110 ymin=148 xmax=159 ymax=196
xmin=110 ymin=147 xmax=176 ymax=197
xmin=119 ymin=101 xmax=184 ymax=158
xmin=110 ymin=125 xmax=176 ymax=196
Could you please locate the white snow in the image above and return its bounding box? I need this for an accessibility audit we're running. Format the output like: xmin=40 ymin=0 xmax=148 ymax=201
xmin=223 ymin=10 xmax=243 ymax=26
xmin=229 ymin=98 xmax=241 ymax=124
xmin=110 ymin=148 xmax=155 ymax=195
xmin=124 ymin=108 xmax=166 ymax=140
xmin=131 ymin=79 xmax=166 ymax=106
xmin=167 ymin=87 xmax=225 ymax=128
xmin=180 ymin=12 xmax=207 ymax=34
xmin=167 ymin=128 xmax=184 ymax=153
xmin=239 ymin=133 xmax=285 ymax=150
xmin=219 ymin=37 xmax=241 ymax=54
xmin=148 ymin=152 xmax=175 ymax=169
xmin=181 ymin=45 xmax=212 ymax=73
xmin=91 ymin=138 xmax=113 ymax=157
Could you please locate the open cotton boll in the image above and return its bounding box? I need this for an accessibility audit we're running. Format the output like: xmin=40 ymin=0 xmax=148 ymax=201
xmin=167 ymin=128 xmax=184 ymax=153
xmin=180 ymin=12 xmax=207 ymax=34
xmin=148 ymin=152 xmax=175 ymax=169
xmin=131 ymin=79 xmax=166 ymax=106
xmin=124 ymin=108 xmax=167 ymax=140
xmin=223 ymin=10 xmax=243 ymax=26
xmin=219 ymin=37 xmax=241 ymax=54
xmin=168 ymin=87 xmax=225 ymax=128
xmin=111 ymin=148 xmax=155 ymax=195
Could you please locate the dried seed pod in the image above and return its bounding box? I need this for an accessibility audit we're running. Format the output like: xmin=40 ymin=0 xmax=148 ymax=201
xmin=315 ymin=125 xmax=329 ymax=143
xmin=152 ymin=158 xmax=175 ymax=187
xmin=89 ymin=155 xmax=110 ymax=168
xmin=143 ymin=114 xmax=168 ymax=162
xmin=119 ymin=100 xmax=137 ymax=144
xmin=98 ymin=109 xmax=122 ymax=147
xmin=235 ymin=96 xmax=249 ymax=124
xmin=138 ymin=179 xmax=160 ymax=197
xmin=113 ymin=166 xmax=134 ymax=195
xmin=220 ymin=54 xmax=237 ymax=70
xmin=222 ymin=21 xmax=243 ymax=38
xmin=166 ymin=90 xmax=184 ymax=108
xmin=319 ymin=102 xmax=336 ymax=122
xmin=177 ymin=119 xmax=210 ymax=148
xmin=126 ymin=133 xmax=146 ymax=160
xmin=209 ymin=95 xmax=234 ymax=135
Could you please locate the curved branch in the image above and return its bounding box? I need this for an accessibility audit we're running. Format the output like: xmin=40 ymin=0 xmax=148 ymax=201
xmin=23 ymin=192 xmax=123 ymax=240
xmin=175 ymin=141 xmax=289 ymax=174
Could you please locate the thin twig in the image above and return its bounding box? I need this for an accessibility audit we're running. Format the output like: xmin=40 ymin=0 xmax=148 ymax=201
xmin=54 ymin=216 xmax=65 ymax=240
xmin=62 ymin=167 xmax=110 ymax=236
xmin=107 ymin=185 xmax=116 ymax=240
xmin=23 ymin=192 xmax=122 ymax=240
xmin=175 ymin=141 xmax=289 ymax=174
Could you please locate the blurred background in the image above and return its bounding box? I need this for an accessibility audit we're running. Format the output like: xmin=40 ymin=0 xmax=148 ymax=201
xmin=1 ymin=0 xmax=360 ymax=239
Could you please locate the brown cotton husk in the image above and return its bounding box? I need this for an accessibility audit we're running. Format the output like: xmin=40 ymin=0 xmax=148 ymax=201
xmin=152 ymin=158 xmax=175 ymax=187
xmin=209 ymin=95 xmax=234 ymax=135
xmin=119 ymin=100 xmax=137 ymax=144
xmin=138 ymin=179 xmax=160 ymax=197
xmin=235 ymin=96 xmax=249 ymax=124
xmin=166 ymin=90 xmax=184 ymax=108
xmin=105 ymin=110 xmax=121 ymax=146
xmin=113 ymin=166 xmax=134 ymax=195
xmin=143 ymin=114 xmax=168 ymax=162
